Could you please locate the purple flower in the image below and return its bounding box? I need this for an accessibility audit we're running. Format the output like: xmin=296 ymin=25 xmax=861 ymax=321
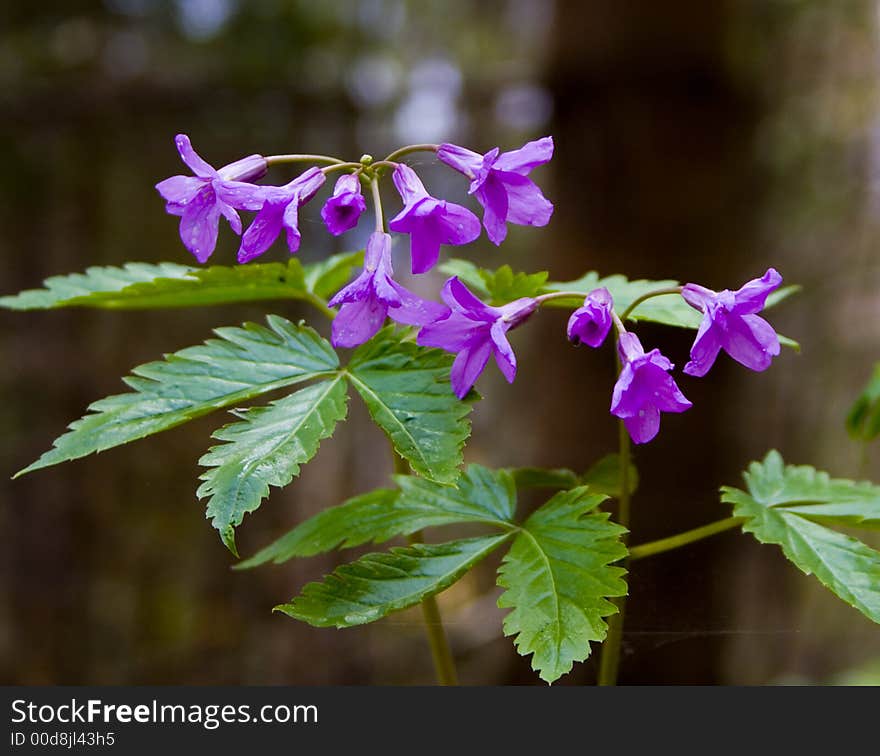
xmin=611 ymin=332 xmax=692 ymax=445
xmin=155 ymin=134 xmax=268 ymax=263
xmin=321 ymin=173 xmax=366 ymax=236
xmin=237 ymin=167 xmax=326 ymax=263
xmin=437 ymin=137 xmax=554 ymax=246
xmin=681 ymin=268 xmax=783 ymax=377
xmin=567 ymin=288 xmax=613 ymax=347
xmin=388 ymin=164 xmax=481 ymax=274
xmin=417 ymin=277 xmax=537 ymax=399
xmin=328 ymin=232 xmax=447 ymax=349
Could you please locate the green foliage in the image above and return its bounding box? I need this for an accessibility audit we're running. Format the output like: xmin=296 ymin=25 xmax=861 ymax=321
xmin=582 ymin=453 xmax=639 ymax=497
xmin=497 ymin=487 xmax=629 ymax=683
xmin=347 ymin=329 xmax=474 ymax=484
xmin=198 ymin=377 xmax=349 ymax=554
xmin=275 ymin=535 xmax=511 ymax=627
xmin=237 ymin=464 xmax=516 ymax=568
xmin=509 ymin=467 xmax=580 ymax=490
xmin=722 ymin=451 xmax=880 ymax=624
xmin=17 ymin=317 xmax=338 ymax=476
xmin=439 ymin=259 xmax=548 ymax=304
xmin=0 ymin=253 xmax=363 ymax=310
xmin=847 ymin=363 xmax=880 ymax=443
xmin=269 ymin=466 xmax=629 ymax=683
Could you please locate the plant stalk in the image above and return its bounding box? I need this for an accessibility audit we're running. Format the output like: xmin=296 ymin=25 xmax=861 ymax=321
xmin=628 ymin=517 xmax=744 ymax=561
xmin=391 ymin=452 xmax=459 ymax=685
xmin=597 ymin=419 xmax=631 ymax=686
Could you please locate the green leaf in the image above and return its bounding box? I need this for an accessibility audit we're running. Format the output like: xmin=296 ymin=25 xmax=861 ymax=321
xmin=0 ymin=253 xmax=362 ymax=311
xmin=582 ymin=453 xmax=639 ymax=497
xmin=198 ymin=376 xmax=349 ymax=554
xmin=847 ymin=363 xmax=880 ymax=443
xmin=18 ymin=316 xmax=338 ymax=476
xmin=303 ymin=251 xmax=365 ymax=300
xmin=347 ymin=329 xmax=474 ymax=484
xmin=497 ymin=487 xmax=628 ymax=683
xmin=276 ymin=535 xmax=511 ymax=628
xmin=438 ymin=260 xmax=549 ymax=305
xmin=509 ymin=467 xmax=580 ymax=490
xmin=722 ymin=450 xmax=880 ymax=624
xmin=238 ymin=464 xmax=516 ymax=568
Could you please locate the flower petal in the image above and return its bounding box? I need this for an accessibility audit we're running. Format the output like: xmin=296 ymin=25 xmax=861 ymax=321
xmin=437 ymin=143 xmax=483 ymax=178
xmin=683 ymin=314 xmax=723 ymax=377
xmin=328 ymin=269 xmax=373 ymax=308
xmin=408 ymin=222 xmax=443 ymax=274
xmin=444 ymin=277 xmax=497 ymax=321
xmin=155 ymin=175 xmax=206 ymax=205
xmin=624 ymin=407 xmax=662 ymax=445
xmin=681 ymin=283 xmax=720 ymax=313
xmin=720 ymin=313 xmax=780 ymax=372
xmin=732 ymin=268 xmax=783 ymax=315
xmin=178 ymin=186 xmax=221 ymax=263
xmin=238 ymin=201 xmax=285 ymax=263
xmin=387 ymin=280 xmax=447 ymax=326
xmin=392 ymin=163 xmax=429 ymax=205
xmin=435 ymin=200 xmax=482 ymax=246
xmin=490 ymin=321 xmax=517 ymax=383
xmin=475 ymin=176 xmax=509 ymax=246
xmin=217 ymin=154 xmax=267 ymax=183
xmin=217 ymin=180 xmax=268 ymax=211
xmin=494 ymin=136 xmax=554 ymax=174
xmin=418 ymin=311 xmax=479 ymax=352
xmin=174 ymin=134 xmax=216 ymax=178
xmin=501 ymin=172 xmax=554 ymax=228
xmin=218 ymin=201 xmax=242 ymax=235
xmin=282 ymin=200 xmax=302 ymax=254
xmin=450 ymin=338 xmax=493 ymax=399
xmin=331 ymin=294 xmax=388 ymax=349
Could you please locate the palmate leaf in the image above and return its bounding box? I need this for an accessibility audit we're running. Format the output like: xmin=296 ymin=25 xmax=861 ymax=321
xmin=237 ymin=464 xmax=516 ymax=568
xmin=438 ymin=259 xmax=548 ymax=305
xmin=17 ymin=316 xmax=338 ymax=476
xmin=276 ymin=535 xmax=511 ymax=628
xmin=497 ymin=487 xmax=628 ymax=683
xmin=347 ymin=329 xmax=474 ymax=484
xmin=0 ymin=252 xmax=363 ymax=311
xmin=198 ymin=376 xmax=349 ymax=554
xmin=847 ymin=363 xmax=880 ymax=443
xmin=722 ymin=451 xmax=880 ymax=623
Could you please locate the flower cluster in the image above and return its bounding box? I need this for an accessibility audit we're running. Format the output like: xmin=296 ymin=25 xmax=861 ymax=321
xmin=156 ymin=135 xmax=783 ymax=444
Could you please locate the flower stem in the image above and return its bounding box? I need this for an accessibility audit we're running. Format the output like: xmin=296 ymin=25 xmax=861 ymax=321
xmin=597 ymin=418 xmax=632 ymax=686
xmin=370 ymin=177 xmax=384 ymax=233
xmin=303 ymin=292 xmax=336 ymax=321
xmin=628 ymin=517 xmax=745 ymax=561
xmin=618 ymin=287 xmax=683 ymax=322
xmin=383 ymin=144 xmax=439 ymax=163
xmin=265 ymin=153 xmax=344 ymax=166
xmin=534 ymin=290 xmax=585 ymax=307
xmin=321 ymin=162 xmax=364 ymax=175
xmin=392 ymin=452 xmax=459 ymax=685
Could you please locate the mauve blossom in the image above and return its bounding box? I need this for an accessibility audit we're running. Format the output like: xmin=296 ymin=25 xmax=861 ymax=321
xmin=681 ymin=268 xmax=782 ymax=377
xmin=328 ymin=232 xmax=447 ymax=349
xmin=388 ymin=164 xmax=481 ymax=274
xmin=611 ymin=332 xmax=692 ymax=445
xmin=237 ymin=167 xmax=326 ymax=263
xmin=321 ymin=173 xmax=366 ymax=236
xmin=567 ymin=287 xmax=613 ymax=347
xmin=437 ymin=137 xmax=554 ymax=245
xmin=155 ymin=134 xmax=267 ymax=263
xmin=417 ymin=277 xmax=537 ymax=399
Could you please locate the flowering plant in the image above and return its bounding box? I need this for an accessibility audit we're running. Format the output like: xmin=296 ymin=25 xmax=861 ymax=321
xmin=5 ymin=133 xmax=880 ymax=686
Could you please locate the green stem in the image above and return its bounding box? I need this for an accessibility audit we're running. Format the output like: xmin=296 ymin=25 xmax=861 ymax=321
xmin=321 ymin=162 xmax=363 ymax=175
xmin=628 ymin=517 xmax=745 ymax=561
xmin=383 ymin=144 xmax=439 ymax=163
xmin=391 ymin=452 xmax=459 ymax=685
xmin=265 ymin=153 xmax=344 ymax=166
xmin=303 ymin=292 xmax=336 ymax=321
xmin=597 ymin=419 xmax=631 ymax=686
xmin=534 ymin=290 xmax=587 ymax=307
xmin=619 ymin=287 xmax=683 ymax=322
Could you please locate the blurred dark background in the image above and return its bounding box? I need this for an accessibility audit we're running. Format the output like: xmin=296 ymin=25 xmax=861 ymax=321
xmin=2 ymin=0 xmax=879 ymax=685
